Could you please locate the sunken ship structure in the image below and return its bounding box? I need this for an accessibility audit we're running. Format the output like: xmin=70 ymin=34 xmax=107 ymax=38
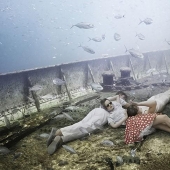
xmin=0 ymin=49 xmax=170 ymax=170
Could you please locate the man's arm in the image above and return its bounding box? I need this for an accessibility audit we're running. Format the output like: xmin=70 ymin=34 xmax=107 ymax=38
xmin=107 ymin=95 xmax=120 ymax=103
xmin=109 ymin=110 xmax=128 ymax=128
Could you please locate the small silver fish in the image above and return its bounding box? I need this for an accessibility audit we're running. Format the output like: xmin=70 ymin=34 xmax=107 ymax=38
xmin=79 ymin=44 xmax=95 ymax=54
xmin=71 ymin=22 xmax=94 ymax=29
xmin=63 ymin=112 xmax=74 ymax=121
xmin=101 ymin=140 xmax=114 ymax=147
xmin=53 ymin=78 xmax=65 ymax=85
xmin=165 ymin=39 xmax=170 ymax=45
xmin=39 ymin=133 xmax=50 ymax=138
xmin=125 ymin=46 xmax=144 ymax=59
xmin=102 ymin=34 xmax=105 ymax=40
xmin=0 ymin=146 xmax=10 ymax=155
xmin=62 ymin=145 xmax=76 ymax=154
xmin=90 ymin=83 xmax=103 ymax=92
xmin=29 ymin=84 xmax=43 ymax=91
xmin=114 ymin=33 xmax=121 ymax=41
xmin=88 ymin=37 xmax=102 ymax=42
xmin=4 ymin=115 xmax=10 ymax=129
xmin=53 ymin=114 xmax=65 ymax=120
xmin=40 ymin=93 xmax=57 ymax=99
xmin=130 ymin=148 xmax=137 ymax=157
xmin=114 ymin=14 xmax=125 ymax=19
xmin=116 ymin=156 xmax=123 ymax=164
xmin=64 ymin=106 xmax=79 ymax=111
xmin=139 ymin=18 xmax=153 ymax=25
xmin=136 ymin=33 xmax=145 ymax=40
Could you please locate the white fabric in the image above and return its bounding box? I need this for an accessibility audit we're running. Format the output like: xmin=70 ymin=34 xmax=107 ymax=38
xmin=139 ymin=89 xmax=170 ymax=113
xmin=60 ymin=108 xmax=110 ymax=142
xmin=107 ymin=99 xmax=127 ymax=124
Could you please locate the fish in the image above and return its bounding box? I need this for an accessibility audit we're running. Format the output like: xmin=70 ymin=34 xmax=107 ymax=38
xmin=79 ymin=44 xmax=95 ymax=54
xmin=94 ymin=122 xmax=104 ymax=130
xmin=39 ymin=133 xmax=50 ymax=138
xmin=146 ymin=68 xmax=156 ymax=74
xmin=88 ymin=37 xmax=102 ymax=42
xmin=62 ymin=145 xmax=76 ymax=154
xmin=40 ymin=93 xmax=57 ymax=99
xmin=114 ymin=14 xmax=125 ymax=19
xmin=165 ymin=39 xmax=170 ymax=45
xmin=4 ymin=115 xmax=11 ymax=129
xmin=0 ymin=146 xmax=10 ymax=155
xmin=64 ymin=106 xmax=79 ymax=111
xmin=13 ymin=152 xmax=23 ymax=161
xmin=130 ymin=148 xmax=137 ymax=157
xmin=125 ymin=45 xmax=144 ymax=59
xmin=139 ymin=18 xmax=153 ymax=25
xmin=29 ymin=84 xmax=43 ymax=91
xmin=136 ymin=33 xmax=145 ymax=40
xmin=53 ymin=78 xmax=65 ymax=85
xmin=114 ymin=33 xmax=121 ymax=41
xmin=79 ymin=127 xmax=90 ymax=136
xmin=104 ymin=157 xmax=114 ymax=170
xmin=90 ymin=83 xmax=103 ymax=92
xmin=53 ymin=114 xmax=65 ymax=120
xmin=102 ymin=34 xmax=105 ymax=40
xmin=101 ymin=140 xmax=114 ymax=147
xmin=116 ymin=156 xmax=123 ymax=164
xmin=63 ymin=112 xmax=74 ymax=121
xmin=71 ymin=22 xmax=94 ymax=29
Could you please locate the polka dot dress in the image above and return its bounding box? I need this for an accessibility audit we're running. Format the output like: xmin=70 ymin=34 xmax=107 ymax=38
xmin=125 ymin=113 xmax=157 ymax=144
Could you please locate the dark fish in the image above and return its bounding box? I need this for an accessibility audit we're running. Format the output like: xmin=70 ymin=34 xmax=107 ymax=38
xmin=136 ymin=33 xmax=145 ymax=40
xmin=124 ymin=45 xmax=144 ymax=59
xmin=79 ymin=44 xmax=95 ymax=54
xmin=29 ymin=84 xmax=43 ymax=91
xmin=102 ymin=34 xmax=105 ymax=40
xmin=114 ymin=33 xmax=121 ymax=41
xmin=165 ymin=39 xmax=170 ymax=45
xmin=71 ymin=22 xmax=94 ymax=29
xmin=13 ymin=152 xmax=23 ymax=161
xmin=105 ymin=157 xmax=114 ymax=170
xmin=53 ymin=78 xmax=65 ymax=85
xmin=88 ymin=37 xmax=102 ymax=42
xmin=0 ymin=146 xmax=10 ymax=155
xmin=139 ymin=18 xmax=153 ymax=25
xmin=62 ymin=145 xmax=76 ymax=154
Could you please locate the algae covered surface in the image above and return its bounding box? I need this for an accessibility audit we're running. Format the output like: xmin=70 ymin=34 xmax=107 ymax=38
xmin=0 ymin=85 xmax=170 ymax=170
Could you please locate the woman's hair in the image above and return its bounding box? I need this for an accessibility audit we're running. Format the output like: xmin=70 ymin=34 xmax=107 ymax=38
xmin=127 ymin=104 xmax=138 ymax=117
xmin=100 ymin=98 xmax=108 ymax=110
xmin=116 ymin=91 xmax=128 ymax=101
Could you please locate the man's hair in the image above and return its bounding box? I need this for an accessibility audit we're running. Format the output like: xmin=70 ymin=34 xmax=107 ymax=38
xmin=100 ymin=98 xmax=108 ymax=110
xmin=116 ymin=91 xmax=128 ymax=101
xmin=127 ymin=104 xmax=138 ymax=117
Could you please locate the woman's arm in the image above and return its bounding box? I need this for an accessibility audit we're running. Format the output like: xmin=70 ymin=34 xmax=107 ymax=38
xmin=107 ymin=95 xmax=120 ymax=103
xmin=131 ymin=100 xmax=157 ymax=113
xmin=109 ymin=110 xmax=128 ymax=128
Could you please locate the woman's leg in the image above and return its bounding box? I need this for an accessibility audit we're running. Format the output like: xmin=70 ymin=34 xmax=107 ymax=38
xmin=152 ymin=115 xmax=170 ymax=128
xmin=153 ymin=124 xmax=170 ymax=133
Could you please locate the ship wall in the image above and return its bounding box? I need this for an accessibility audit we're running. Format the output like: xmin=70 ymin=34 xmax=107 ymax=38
xmin=0 ymin=49 xmax=170 ymax=126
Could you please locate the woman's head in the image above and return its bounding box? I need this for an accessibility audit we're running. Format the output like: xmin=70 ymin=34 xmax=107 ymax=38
xmin=116 ymin=91 xmax=128 ymax=101
xmin=100 ymin=98 xmax=114 ymax=112
xmin=127 ymin=104 xmax=139 ymax=117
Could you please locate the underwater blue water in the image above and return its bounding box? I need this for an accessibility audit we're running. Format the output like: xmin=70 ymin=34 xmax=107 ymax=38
xmin=0 ymin=0 xmax=170 ymax=73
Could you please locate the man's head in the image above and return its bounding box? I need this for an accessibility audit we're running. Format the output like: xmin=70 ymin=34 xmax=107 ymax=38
xmin=100 ymin=98 xmax=114 ymax=112
xmin=116 ymin=91 xmax=128 ymax=101
xmin=127 ymin=104 xmax=139 ymax=117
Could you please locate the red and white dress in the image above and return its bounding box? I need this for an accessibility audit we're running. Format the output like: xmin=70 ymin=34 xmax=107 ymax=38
xmin=125 ymin=113 xmax=157 ymax=144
